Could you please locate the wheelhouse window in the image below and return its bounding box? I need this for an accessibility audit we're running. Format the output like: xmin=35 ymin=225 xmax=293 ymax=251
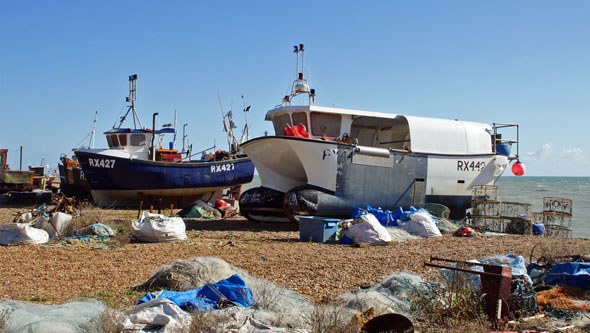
xmin=272 ymin=114 xmax=292 ymax=135
xmin=130 ymin=134 xmax=146 ymax=146
xmin=291 ymin=112 xmax=308 ymax=130
xmin=106 ymin=134 xmax=119 ymax=148
xmin=310 ymin=112 xmax=341 ymax=137
xmin=118 ymin=134 xmax=127 ymax=146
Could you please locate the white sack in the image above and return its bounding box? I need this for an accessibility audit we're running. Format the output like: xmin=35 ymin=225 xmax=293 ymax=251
xmin=32 ymin=212 xmax=73 ymax=238
xmin=18 ymin=212 xmax=34 ymax=222
xmin=343 ymin=213 xmax=392 ymax=244
xmin=400 ymin=211 xmax=442 ymax=238
xmin=0 ymin=223 xmax=49 ymax=245
xmin=132 ymin=212 xmax=187 ymax=243
xmin=121 ymin=299 xmax=191 ymax=333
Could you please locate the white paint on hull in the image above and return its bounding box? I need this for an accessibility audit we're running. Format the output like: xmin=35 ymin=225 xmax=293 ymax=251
xmin=241 ymin=138 xmax=338 ymax=193
xmin=425 ymin=155 xmax=508 ymax=196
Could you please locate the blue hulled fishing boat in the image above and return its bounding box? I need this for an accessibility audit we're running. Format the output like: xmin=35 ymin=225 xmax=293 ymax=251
xmin=75 ymin=74 xmax=254 ymax=207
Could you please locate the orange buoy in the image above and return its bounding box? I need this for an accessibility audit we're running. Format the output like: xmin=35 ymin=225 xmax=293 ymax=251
xmin=512 ymin=161 xmax=526 ymax=176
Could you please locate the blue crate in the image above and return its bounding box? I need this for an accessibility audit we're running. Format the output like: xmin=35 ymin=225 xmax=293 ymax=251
xmin=299 ymin=216 xmax=340 ymax=243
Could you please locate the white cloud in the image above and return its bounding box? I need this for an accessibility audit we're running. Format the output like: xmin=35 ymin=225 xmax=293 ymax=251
xmin=559 ymin=147 xmax=582 ymax=159
xmin=526 ymin=143 xmax=552 ymax=159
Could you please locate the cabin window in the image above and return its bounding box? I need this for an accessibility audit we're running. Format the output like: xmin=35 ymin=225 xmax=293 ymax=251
xmin=118 ymin=134 xmax=127 ymax=146
xmin=130 ymin=134 xmax=146 ymax=146
xmin=310 ymin=112 xmax=341 ymax=137
xmin=106 ymin=135 xmax=113 ymax=147
xmin=272 ymin=114 xmax=292 ymax=135
xmin=110 ymin=135 xmax=120 ymax=147
xmin=291 ymin=112 xmax=308 ymax=129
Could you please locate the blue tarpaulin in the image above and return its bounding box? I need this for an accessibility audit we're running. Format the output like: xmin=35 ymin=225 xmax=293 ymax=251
xmin=352 ymin=205 xmax=438 ymax=227
xmin=137 ymin=274 xmax=253 ymax=312
xmin=545 ymin=262 xmax=590 ymax=290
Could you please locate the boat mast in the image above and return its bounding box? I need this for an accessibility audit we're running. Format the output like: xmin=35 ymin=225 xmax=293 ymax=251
xmin=89 ymin=111 xmax=98 ymax=149
xmin=173 ymin=110 xmax=177 ymax=149
xmin=115 ymin=74 xmax=143 ymax=129
xmin=282 ymin=44 xmax=315 ymax=106
xmin=240 ymin=95 xmax=251 ymax=143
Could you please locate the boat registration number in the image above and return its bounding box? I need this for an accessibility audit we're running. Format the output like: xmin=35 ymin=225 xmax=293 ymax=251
xmin=211 ymin=163 xmax=234 ymax=173
xmin=88 ymin=158 xmax=116 ymax=169
xmin=457 ymin=160 xmax=485 ymax=172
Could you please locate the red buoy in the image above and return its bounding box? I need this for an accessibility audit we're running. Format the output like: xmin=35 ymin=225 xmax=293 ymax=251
xmin=512 ymin=161 xmax=526 ymax=176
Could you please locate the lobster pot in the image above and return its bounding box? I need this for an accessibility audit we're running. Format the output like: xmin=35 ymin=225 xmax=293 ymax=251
xmin=471 ymin=215 xmax=501 ymax=232
xmin=543 ymin=197 xmax=572 ymax=214
xmin=544 ymin=225 xmax=572 ymax=238
xmin=472 ymin=215 xmax=532 ymax=234
xmin=500 ymin=202 xmax=531 ymax=218
xmin=471 ymin=200 xmax=501 ymax=217
xmin=471 ymin=185 xmax=501 ymax=202
xmin=531 ymin=211 xmax=572 ymax=229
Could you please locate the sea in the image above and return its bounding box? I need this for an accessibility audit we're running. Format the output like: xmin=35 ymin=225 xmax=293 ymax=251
xmin=244 ymin=176 xmax=590 ymax=238
xmin=496 ymin=177 xmax=590 ymax=239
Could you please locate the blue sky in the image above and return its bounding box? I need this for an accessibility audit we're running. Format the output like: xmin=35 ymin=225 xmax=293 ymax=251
xmin=1 ymin=1 xmax=589 ymax=176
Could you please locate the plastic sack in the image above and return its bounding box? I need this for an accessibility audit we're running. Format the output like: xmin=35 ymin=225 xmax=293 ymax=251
xmin=343 ymin=213 xmax=392 ymax=243
xmin=32 ymin=212 xmax=73 ymax=238
xmin=176 ymin=200 xmax=221 ymax=219
xmin=122 ymin=299 xmax=191 ymax=332
xmin=484 ymin=254 xmax=533 ymax=286
xmin=399 ymin=210 xmax=442 ymax=238
xmin=0 ymin=223 xmax=49 ymax=245
xmin=132 ymin=212 xmax=187 ymax=243
xmin=352 ymin=205 xmax=397 ymax=227
xmin=74 ymin=223 xmax=115 ymax=238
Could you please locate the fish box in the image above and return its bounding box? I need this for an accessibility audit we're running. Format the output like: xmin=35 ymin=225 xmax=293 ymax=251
xmin=299 ymin=216 xmax=340 ymax=243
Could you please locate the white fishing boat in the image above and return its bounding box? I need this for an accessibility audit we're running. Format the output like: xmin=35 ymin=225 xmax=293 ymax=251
xmin=239 ymin=44 xmax=521 ymax=222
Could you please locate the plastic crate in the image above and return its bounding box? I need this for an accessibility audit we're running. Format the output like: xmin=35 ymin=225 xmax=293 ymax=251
xmin=299 ymin=216 xmax=340 ymax=243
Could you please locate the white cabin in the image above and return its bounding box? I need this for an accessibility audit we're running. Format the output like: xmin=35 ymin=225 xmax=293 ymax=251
xmin=266 ymin=105 xmax=494 ymax=155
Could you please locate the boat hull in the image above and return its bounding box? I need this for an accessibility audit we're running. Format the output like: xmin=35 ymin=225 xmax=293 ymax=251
xmin=75 ymin=149 xmax=255 ymax=207
xmin=240 ymin=136 xmax=506 ymax=220
xmin=58 ymin=163 xmax=92 ymax=200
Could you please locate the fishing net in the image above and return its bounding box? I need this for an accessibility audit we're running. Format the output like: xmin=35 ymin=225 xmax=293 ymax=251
xmin=385 ymin=227 xmax=419 ymax=242
xmin=337 ymin=272 xmax=426 ymax=317
xmin=536 ymin=286 xmax=590 ymax=313
xmin=0 ymin=298 xmax=104 ymax=333
xmin=133 ymin=256 xmax=312 ymax=328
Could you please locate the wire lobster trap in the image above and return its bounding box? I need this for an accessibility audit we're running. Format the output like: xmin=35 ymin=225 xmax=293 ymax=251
xmin=472 ymin=201 xmax=530 ymax=220
xmin=544 ymin=225 xmax=573 ymax=238
xmin=543 ymin=197 xmax=572 ymax=214
xmin=471 ymin=185 xmax=502 ymax=203
xmin=470 ymin=215 xmax=532 ymax=234
xmin=530 ymin=196 xmax=573 ymax=238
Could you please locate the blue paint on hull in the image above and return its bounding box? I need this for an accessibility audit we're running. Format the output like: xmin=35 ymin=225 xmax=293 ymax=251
xmin=75 ymin=150 xmax=255 ymax=205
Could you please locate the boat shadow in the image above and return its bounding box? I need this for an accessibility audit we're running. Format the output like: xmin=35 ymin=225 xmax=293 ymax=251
xmin=184 ymin=218 xmax=299 ymax=233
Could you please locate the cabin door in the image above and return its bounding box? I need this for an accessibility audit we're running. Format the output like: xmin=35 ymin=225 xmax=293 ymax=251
xmin=412 ymin=178 xmax=426 ymax=207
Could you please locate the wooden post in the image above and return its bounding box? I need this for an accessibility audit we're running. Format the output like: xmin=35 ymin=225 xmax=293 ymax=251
xmin=138 ymin=201 xmax=143 ymax=219
xmin=170 ymin=203 xmax=174 ymax=216
xmin=149 ymin=205 xmax=153 ymax=213
xmin=158 ymin=198 xmax=162 ymax=214
xmin=48 ymin=216 xmax=63 ymax=240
